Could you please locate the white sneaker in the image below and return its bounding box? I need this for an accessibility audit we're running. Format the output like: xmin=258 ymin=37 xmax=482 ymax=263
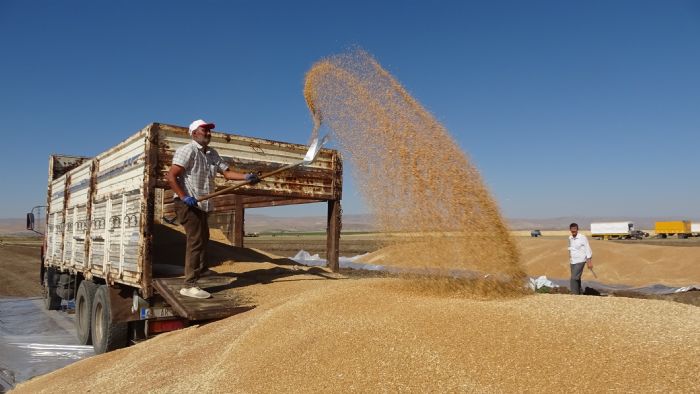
xmin=180 ymin=286 xmax=211 ymax=299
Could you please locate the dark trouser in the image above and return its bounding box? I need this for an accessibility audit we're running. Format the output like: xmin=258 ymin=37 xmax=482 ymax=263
xmin=174 ymin=199 xmax=209 ymax=286
xmin=570 ymin=262 xmax=586 ymax=295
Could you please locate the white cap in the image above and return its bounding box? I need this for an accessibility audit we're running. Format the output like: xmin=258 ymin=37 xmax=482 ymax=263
xmin=188 ymin=119 xmax=215 ymax=135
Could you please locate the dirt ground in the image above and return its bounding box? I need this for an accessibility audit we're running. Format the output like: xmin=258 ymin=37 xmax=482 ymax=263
xmin=0 ymin=238 xmax=42 ymax=298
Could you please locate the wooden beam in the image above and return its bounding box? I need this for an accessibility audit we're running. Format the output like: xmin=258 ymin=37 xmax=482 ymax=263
xmin=243 ymin=198 xmax=323 ymax=209
xmin=326 ymin=199 xmax=341 ymax=272
xmin=233 ymin=195 xmax=244 ymax=247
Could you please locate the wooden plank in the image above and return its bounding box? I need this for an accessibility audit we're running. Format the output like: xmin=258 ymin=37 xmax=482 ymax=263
xmin=326 ymin=200 xmax=341 ymax=272
xmin=140 ymin=124 xmax=159 ymax=298
xmin=152 ymin=277 xmax=254 ymax=321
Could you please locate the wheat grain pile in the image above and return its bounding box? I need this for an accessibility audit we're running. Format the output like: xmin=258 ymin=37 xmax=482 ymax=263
xmin=13 ymin=264 xmax=700 ymax=393
xmin=304 ymin=49 xmax=523 ymax=282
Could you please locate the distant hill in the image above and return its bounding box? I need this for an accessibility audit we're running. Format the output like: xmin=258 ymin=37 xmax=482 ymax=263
xmin=0 ymin=218 xmax=40 ymax=236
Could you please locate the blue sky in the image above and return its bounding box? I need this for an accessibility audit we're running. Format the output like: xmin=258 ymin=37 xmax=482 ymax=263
xmin=1 ymin=0 xmax=698 ymax=219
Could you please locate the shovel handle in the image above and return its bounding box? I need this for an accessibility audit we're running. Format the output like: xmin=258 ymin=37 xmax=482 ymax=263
xmin=199 ymin=134 xmax=327 ymax=203
xmin=588 ymin=266 xmax=598 ymax=279
xmin=198 ymin=161 xmax=303 ymax=202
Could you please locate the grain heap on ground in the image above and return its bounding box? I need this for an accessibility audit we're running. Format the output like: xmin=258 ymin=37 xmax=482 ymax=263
xmin=13 ymin=266 xmax=700 ymax=392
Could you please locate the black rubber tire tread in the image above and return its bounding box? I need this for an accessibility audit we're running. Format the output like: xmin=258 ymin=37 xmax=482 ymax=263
xmin=75 ymin=280 xmax=99 ymax=345
xmin=91 ymin=285 xmax=128 ymax=354
xmin=43 ymin=269 xmax=62 ymax=310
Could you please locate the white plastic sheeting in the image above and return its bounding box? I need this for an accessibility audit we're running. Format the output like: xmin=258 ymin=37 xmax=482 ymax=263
xmin=291 ymin=250 xmax=700 ymax=295
xmin=0 ymin=297 xmax=93 ymax=391
xmin=528 ymin=276 xmax=559 ymax=291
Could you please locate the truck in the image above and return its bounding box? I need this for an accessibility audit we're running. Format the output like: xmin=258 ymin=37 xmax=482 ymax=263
xmin=590 ymin=222 xmax=647 ymax=240
xmin=27 ymin=123 xmax=343 ymax=354
xmin=692 ymin=222 xmax=700 ymax=237
xmin=654 ymin=221 xmax=692 ymax=239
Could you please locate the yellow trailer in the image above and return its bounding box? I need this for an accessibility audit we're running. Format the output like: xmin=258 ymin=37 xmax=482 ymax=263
xmin=654 ymin=221 xmax=691 ymax=239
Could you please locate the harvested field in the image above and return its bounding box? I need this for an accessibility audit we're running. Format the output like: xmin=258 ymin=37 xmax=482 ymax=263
xmin=515 ymin=237 xmax=700 ymax=288
xmin=0 ymin=238 xmax=42 ymax=298
xmin=13 ymin=262 xmax=700 ymax=392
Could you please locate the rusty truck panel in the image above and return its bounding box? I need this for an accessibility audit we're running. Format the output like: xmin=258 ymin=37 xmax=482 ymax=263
xmin=154 ymin=124 xmax=339 ymax=212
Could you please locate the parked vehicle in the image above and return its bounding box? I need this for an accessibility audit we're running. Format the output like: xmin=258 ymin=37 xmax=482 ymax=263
xmin=28 ymin=123 xmax=343 ymax=354
xmin=692 ymin=222 xmax=700 ymax=237
xmin=590 ymin=222 xmax=646 ymax=240
xmin=654 ymin=221 xmax=692 ymax=239
xmin=530 ymin=229 xmax=542 ymax=237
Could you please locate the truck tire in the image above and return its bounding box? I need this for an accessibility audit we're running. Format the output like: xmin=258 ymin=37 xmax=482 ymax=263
xmin=75 ymin=280 xmax=98 ymax=345
xmin=43 ymin=269 xmax=62 ymax=310
xmin=91 ymin=285 xmax=128 ymax=354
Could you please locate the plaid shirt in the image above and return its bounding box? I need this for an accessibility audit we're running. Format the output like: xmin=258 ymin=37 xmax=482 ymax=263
xmin=172 ymin=140 xmax=229 ymax=212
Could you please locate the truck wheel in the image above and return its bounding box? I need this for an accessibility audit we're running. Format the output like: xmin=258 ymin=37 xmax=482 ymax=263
xmin=91 ymin=285 xmax=128 ymax=354
xmin=43 ymin=269 xmax=62 ymax=310
xmin=75 ymin=280 xmax=98 ymax=345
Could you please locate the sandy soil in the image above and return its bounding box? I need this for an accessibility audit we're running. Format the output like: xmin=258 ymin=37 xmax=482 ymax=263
xmin=12 ymin=261 xmax=700 ymax=392
xmin=0 ymin=240 xmax=42 ymax=297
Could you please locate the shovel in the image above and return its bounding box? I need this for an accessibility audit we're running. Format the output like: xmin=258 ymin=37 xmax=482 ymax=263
xmin=588 ymin=265 xmax=598 ymax=279
xmin=199 ymin=134 xmax=329 ymax=202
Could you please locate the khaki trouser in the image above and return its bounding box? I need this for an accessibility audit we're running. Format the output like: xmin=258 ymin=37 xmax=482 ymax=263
xmin=174 ymin=199 xmax=209 ymax=286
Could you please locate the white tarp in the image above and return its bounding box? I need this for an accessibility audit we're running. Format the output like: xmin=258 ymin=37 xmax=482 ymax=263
xmin=528 ymin=276 xmax=559 ymax=290
xmin=290 ymin=251 xmax=700 ymax=295
xmin=0 ymin=298 xmax=93 ymax=390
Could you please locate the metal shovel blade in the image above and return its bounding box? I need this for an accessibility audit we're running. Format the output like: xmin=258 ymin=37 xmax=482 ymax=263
xmin=303 ymin=134 xmax=329 ymax=165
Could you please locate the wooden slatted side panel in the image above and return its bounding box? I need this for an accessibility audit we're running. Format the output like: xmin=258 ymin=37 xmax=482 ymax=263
xmin=86 ymin=129 xmax=149 ymax=287
xmin=154 ymin=123 xmax=340 ymax=206
xmin=61 ymin=161 xmax=92 ymax=270
xmin=47 ymin=175 xmax=66 ymax=264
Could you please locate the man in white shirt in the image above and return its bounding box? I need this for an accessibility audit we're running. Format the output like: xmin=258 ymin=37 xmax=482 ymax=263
xmin=568 ymin=223 xmax=593 ymax=295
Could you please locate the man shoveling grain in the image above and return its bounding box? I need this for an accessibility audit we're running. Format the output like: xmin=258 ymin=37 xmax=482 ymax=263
xmin=166 ymin=119 xmax=260 ymax=299
xmin=567 ymin=222 xmax=593 ymax=295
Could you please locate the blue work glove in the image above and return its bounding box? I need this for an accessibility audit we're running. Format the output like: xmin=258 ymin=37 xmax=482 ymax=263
xmin=245 ymin=173 xmax=261 ymax=184
xmin=183 ymin=196 xmax=198 ymax=207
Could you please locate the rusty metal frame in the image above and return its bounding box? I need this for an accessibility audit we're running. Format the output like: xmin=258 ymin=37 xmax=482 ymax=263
xmin=139 ymin=123 xmax=159 ymax=298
